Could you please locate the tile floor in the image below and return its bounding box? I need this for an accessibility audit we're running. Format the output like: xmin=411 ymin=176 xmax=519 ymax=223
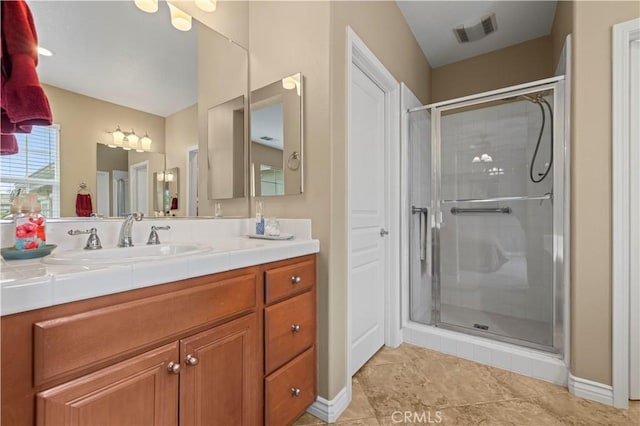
xmin=294 ymin=344 xmax=640 ymax=426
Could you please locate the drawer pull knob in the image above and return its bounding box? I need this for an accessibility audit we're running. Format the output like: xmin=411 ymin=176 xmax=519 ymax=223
xmin=185 ymin=354 xmax=199 ymax=366
xmin=291 ymin=324 xmax=301 ymax=332
xmin=291 ymin=387 xmax=301 ymax=397
xmin=291 ymin=276 xmax=302 ymax=284
xmin=167 ymin=362 xmax=181 ymax=374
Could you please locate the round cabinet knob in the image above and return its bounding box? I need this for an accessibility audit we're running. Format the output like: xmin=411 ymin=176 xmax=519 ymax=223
xmin=167 ymin=362 xmax=181 ymax=374
xmin=185 ymin=354 xmax=199 ymax=366
xmin=291 ymin=276 xmax=302 ymax=284
xmin=291 ymin=387 xmax=301 ymax=397
xmin=291 ymin=324 xmax=301 ymax=332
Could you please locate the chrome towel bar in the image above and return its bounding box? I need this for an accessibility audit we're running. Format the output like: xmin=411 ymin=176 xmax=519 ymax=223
xmin=451 ymin=207 xmax=512 ymax=215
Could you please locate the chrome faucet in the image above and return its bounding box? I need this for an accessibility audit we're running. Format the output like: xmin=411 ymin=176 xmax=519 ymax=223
xmin=117 ymin=212 xmax=143 ymax=247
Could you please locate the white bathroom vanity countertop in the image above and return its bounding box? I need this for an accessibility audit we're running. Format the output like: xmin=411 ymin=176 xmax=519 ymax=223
xmin=0 ymin=218 xmax=319 ymax=316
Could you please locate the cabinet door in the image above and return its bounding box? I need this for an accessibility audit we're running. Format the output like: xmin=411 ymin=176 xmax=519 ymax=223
xmin=180 ymin=313 xmax=259 ymax=426
xmin=36 ymin=342 xmax=179 ymax=426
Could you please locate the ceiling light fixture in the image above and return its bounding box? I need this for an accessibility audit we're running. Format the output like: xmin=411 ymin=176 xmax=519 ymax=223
xmin=134 ymin=0 xmax=158 ymax=13
xmin=168 ymin=3 xmax=192 ymax=31
xmin=37 ymin=46 xmax=54 ymax=57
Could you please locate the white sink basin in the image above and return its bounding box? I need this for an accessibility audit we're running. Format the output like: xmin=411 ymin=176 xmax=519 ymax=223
xmin=43 ymin=243 xmax=211 ymax=265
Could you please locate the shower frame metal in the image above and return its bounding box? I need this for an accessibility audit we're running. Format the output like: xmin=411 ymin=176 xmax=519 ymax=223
xmin=408 ymin=76 xmax=568 ymax=355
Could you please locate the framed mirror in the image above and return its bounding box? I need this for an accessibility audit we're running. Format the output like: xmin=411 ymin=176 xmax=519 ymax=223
xmin=0 ymin=1 xmax=249 ymax=219
xmin=250 ymin=73 xmax=303 ymax=197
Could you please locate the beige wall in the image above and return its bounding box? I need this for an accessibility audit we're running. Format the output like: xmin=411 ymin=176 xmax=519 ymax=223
xmin=197 ymin=23 xmax=249 ymax=217
xmin=570 ymin=0 xmax=639 ymax=385
xmin=43 ymin=84 xmax=165 ymax=217
xmin=431 ymin=35 xmax=553 ymax=102
xmin=247 ymin=0 xmax=431 ymax=400
xmin=248 ymin=0 xmax=333 ymax=395
xmin=551 ymin=0 xmax=574 ymax=70
xmin=165 ymin=104 xmax=198 ymax=217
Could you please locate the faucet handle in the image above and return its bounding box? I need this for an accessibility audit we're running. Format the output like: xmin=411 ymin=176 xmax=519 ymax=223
xmin=147 ymin=225 xmax=171 ymax=245
xmin=68 ymin=228 xmax=102 ymax=250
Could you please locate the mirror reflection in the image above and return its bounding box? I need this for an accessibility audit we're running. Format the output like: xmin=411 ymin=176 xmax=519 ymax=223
xmin=0 ymin=1 xmax=249 ymax=218
xmin=153 ymin=167 xmax=180 ymax=215
xmin=96 ymin=144 xmax=165 ymax=217
xmin=250 ymin=73 xmax=303 ymax=196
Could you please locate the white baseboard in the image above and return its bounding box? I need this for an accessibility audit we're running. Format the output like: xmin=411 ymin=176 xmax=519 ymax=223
xmin=306 ymin=386 xmax=350 ymax=423
xmin=568 ymin=373 xmax=614 ymax=406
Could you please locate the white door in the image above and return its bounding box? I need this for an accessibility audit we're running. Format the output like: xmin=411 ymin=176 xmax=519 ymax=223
xmin=630 ymin=38 xmax=639 ymax=401
xmin=130 ymin=161 xmax=148 ymax=215
xmin=349 ymin=64 xmax=387 ymax=375
xmin=187 ymin=146 xmax=199 ymax=216
xmin=95 ymin=171 xmax=110 ymax=217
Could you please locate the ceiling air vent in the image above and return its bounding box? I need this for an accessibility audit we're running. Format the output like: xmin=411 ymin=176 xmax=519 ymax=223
xmin=453 ymin=13 xmax=498 ymax=44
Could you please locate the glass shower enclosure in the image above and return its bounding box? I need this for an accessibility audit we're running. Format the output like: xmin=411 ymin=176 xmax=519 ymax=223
xmin=408 ymin=78 xmax=566 ymax=353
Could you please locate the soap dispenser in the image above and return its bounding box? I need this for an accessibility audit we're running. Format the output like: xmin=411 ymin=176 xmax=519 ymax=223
xmin=255 ymin=201 xmax=264 ymax=235
xmin=15 ymin=193 xmax=46 ymax=250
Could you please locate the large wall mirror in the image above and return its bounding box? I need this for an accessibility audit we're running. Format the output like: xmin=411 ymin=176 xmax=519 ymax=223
xmin=250 ymin=73 xmax=303 ymax=196
xmin=0 ymin=1 xmax=249 ymax=218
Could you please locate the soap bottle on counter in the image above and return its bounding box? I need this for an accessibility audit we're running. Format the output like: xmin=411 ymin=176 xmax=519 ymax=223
xmin=15 ymin=193 xmax=46 ymax=250
xmin=255 ymin=201 xmax=264 ymax=235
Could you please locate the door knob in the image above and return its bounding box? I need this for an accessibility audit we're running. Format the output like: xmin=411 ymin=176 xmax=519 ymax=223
xmin=167 ymin=361 xmax=181 ymax=374
xmin=380 ymin=228 xmax=389 ymax=237
xmin=185 ymin=354 xmax=199 ymax=366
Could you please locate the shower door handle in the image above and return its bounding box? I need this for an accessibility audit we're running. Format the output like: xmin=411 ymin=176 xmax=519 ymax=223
xmin=412 ymin=206 xmax=428 ymax=261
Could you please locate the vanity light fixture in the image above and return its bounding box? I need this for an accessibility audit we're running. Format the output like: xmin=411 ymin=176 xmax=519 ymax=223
xmin=126 ymin=130 xmax=141 ymax=151
xmin=108 ymin=127 xmax=153 ymax=151
xmin=37 ymin=46 xmax=54 ymax=57
xmin=168 ymin=3 xmax=192 ymax=31
xmin=110 ymin=125 xmax=125 ymax=148
xmin=195 ymin=0 xmax=217 ymax=12
xmin=282 ymin=75 xmax=301 ymax=96
xmin=140 ymin=132 xmax=153 ymax=151
xmin=134 ymin=0 xmax=158 ymax=13
xmin=157 ymin=172 xmax=165 ymax=182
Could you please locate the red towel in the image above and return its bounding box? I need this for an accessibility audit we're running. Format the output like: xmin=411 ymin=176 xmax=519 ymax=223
xmin=0 ymin=0 xmax=52 ymax=155
xmin=76 ymin=194 xmax=93 ymax=217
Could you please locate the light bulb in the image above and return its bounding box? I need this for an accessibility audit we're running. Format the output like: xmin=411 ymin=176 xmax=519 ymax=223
xmin=111 ymin=126 xmax=124 ymax=147
xmin=168 ymin=3 xmax=192 ymax=31
xmin=195 ymin=0 xmax=216 ymax=12
xmin=282 ymin=76 xmax=297 ymax=90
xmin=127 ymin=131 xmax=139 ymax=150
xmin=140 ymin=133 xmax=152 ymax=151
xmin=122 ymin=136 xmax=131 ymax=150
xmin=134 ymin=0 xmax=158 ymax=13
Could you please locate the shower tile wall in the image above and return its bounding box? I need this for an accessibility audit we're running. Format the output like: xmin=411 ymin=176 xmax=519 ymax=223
xmin=438 ymin=96 xmax=554 ymax=347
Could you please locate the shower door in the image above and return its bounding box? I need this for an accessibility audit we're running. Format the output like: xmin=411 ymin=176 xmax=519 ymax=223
xmin=435 ymin=87 xmax=558 ymax=350
xmin=408 ymin=107 xmax=432 ymax=325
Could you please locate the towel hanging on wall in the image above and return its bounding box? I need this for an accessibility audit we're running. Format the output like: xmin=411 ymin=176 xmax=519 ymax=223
xmin=0 ymin=0 xmax=53 ymax=155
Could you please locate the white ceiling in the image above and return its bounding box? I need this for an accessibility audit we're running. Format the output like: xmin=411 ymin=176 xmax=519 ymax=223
xmin=28 ymin=1 xmax=556 ymax=119
xmin=29 ymin=0 xmax=197 ymax=117
xmin=397 ymin=1 xmax=557 ymax=68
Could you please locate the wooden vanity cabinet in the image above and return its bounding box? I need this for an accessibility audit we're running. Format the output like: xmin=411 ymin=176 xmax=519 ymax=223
xmin=264 ymin=257 xmax=318 ymax=426
xmin=1 ymin=254 xmax=317 ymax=426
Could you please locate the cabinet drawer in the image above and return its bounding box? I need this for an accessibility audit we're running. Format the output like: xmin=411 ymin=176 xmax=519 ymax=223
xmin=265 ymin=347 xmax=316 ymax=426
xmin=265 ymin=291 xmax=315 ymax=374
xmin=34 ymin=273 xmax=257 ymax=386
xmin=265 ymin=259 xmax=315 ymax=304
